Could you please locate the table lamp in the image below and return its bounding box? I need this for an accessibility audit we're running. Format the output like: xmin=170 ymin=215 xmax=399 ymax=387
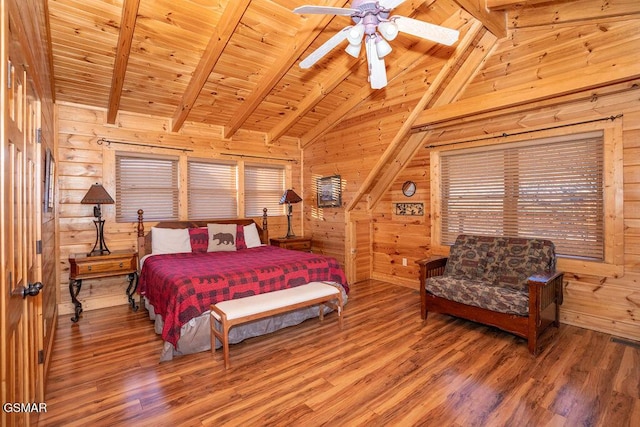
xmin=279 ymin=189 xmax=302 ymax=239
xmin=81 ymin=183 xmax=114 ymax=255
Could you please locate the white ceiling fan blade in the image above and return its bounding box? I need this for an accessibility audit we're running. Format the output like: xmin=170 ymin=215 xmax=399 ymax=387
xmin=300 ymin=26 xmax=352 ymax=69
xmin=293 ymin=6 xmax=357 ymax=16
xmin=365 ymin=37 xmax=388 ymax=89
xmin=394 ymin=16 xmax=459 ymax=46
xmin=378 ymin=0 xmax=407 ymax=9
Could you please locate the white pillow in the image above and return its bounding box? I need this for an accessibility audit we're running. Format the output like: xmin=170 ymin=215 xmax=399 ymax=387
xmin=151 ymin=227 xmax=192 ymax=254
xmin=243 ymin=223 xmax=262 ymax=248
xmin=207 ymin=223 xmax=237 ymax=252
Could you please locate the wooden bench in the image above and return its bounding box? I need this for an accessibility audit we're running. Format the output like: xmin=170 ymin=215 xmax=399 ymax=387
xmin=210 ymin=281 xmax=344 ymax=369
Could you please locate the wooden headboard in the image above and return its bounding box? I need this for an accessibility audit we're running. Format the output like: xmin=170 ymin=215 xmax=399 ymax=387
xmin=136 ymin=208 xmax=269 ymax=258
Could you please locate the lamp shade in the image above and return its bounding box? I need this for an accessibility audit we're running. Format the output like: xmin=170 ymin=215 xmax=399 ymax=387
xmin=378 ymin=21 xmax=399 ymax=41
xmin=279 ymin=189 xmax=302 ymax=205
xmin=375 ymin=37 xmax=392 ymax=59
xmin=345 ymin=42 xmax=362 ymax=58
xmin=81 ymin=183 xmax=114 ymax=205
xmin=347 ymin=24 xmax=365 ymax=45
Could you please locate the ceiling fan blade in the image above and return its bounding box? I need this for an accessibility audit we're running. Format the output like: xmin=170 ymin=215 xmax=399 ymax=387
xmin=300 ymin=26 xmax=352 ymax=69
xmin=365 ymin=37 xmax=388 ymax=89
xmin=293 ymin=6 xmax=357 ymax=16
xmin=378 ymin=0 xmax=407 ymax=9
xmin=394 ymin=16 xmax=459 ymax=46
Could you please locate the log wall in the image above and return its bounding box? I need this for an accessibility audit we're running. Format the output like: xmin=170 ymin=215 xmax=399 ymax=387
xmin=304 ymin=16 xmax=640 ymax=341
xmin=55 ymin=103 xmax=301 ymax=316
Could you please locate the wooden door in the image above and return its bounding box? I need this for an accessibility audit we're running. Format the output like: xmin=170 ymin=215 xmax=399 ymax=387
xmin=345 ymin=211 xmax=372 ymax=284
xmin=1 ymin=5 xmax=44 ymax=426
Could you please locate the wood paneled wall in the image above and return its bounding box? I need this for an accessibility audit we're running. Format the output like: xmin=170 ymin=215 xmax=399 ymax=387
xmin=303 ymin=16 xmax=640 ymax=342
xmin=55 ymin=103 xmax=301 ymax=316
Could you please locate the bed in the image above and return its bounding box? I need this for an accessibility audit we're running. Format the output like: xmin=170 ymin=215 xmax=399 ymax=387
xmin=135 ymin=209 xmax=349 ymax=361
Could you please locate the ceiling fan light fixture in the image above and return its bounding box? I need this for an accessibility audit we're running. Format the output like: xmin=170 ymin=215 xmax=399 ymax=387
xmin=375 ymin=37 xmax=392 ymax=58
xmin=347 ymin=24 xmax=365 ymax=45
xmin=345 ymin=42 xmax=362 ymax=58
xmin=293 ymin=2 xmax=460 ymax=89
xmin=378 ymin=20 xmax=398 ymax=41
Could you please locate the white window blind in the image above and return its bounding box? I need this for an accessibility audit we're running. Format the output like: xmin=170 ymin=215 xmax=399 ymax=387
xmin=115 ymin=154 xmax=179 ymax=222
xmin=440 ymin=131 xmax=604 ymax=260
xmin=188 ymin=160 xmax=237 ymax=219
xmin=244 ymin=164 xmax=285 ymax=217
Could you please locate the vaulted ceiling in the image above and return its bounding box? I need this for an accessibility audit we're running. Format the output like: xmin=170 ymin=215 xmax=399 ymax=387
xmin=44 ymin=0 xmax=512 ymax=144
xmin=43 ymin=0 xmax=640 ymax=150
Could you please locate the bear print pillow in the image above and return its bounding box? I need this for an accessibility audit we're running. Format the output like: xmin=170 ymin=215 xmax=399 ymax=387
xmin=207 ymin=223 xmax=237 ymax=252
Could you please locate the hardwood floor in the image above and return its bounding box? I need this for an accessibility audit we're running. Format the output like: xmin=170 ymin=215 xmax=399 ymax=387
xmin=39 ymin=280 xmax=640 ymax=426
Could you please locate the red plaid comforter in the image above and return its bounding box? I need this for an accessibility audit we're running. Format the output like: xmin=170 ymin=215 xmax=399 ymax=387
xmin=138 ymin=246 xmax=348 ymax=347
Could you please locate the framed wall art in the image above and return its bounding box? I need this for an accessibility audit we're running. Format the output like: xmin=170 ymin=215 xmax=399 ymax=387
xmin=317 ymin=175 xmax=341 ymax=208
xmin=44 ymin=148 xmax=55 ymax=213
xmin=394 ymin=202 xmax=424 ymax=216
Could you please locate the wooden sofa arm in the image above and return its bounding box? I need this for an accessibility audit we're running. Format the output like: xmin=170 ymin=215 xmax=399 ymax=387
xmin=528 ymin=270 xmax=564 ymax=285
xmin=416 ymin=256 xmax=448 ymax=278
xmin=527 ymin=270 xmax=564 ymax=319
xmin=416 ymin=256 xmax=448 ymax=320
xmin=528 ymin=270 xmax=564 ymax=303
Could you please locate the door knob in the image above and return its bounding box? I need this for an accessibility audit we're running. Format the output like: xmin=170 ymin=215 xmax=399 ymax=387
xmin=13 ymin=281 xmax=43 ymax=299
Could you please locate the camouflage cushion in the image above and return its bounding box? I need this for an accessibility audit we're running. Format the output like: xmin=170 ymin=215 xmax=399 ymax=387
xmin=426 ymin=275 xmax=529 ymax=316
xmin=494 ymin=238 xmax=555 ymax=292
xmin=428 ymin=234 xmax=557 ymax=315
xmin=443 ymin=235 xmax=500 ymax=281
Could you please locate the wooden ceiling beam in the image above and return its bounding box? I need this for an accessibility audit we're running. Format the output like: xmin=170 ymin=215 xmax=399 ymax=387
xmin=366 ymin=27 xmax=497 ymax=210
xmin=453 ymin=0 xmax=506 ymax=38
xmin=345 ymin=17 xmax=484 ymax=212
xmin=171 ymin=0 xmax=251 ymax=133
xmin=106 ymin=0 xmax=140 ymax=124
xmin=266 ymin=55 xmax=365 ymax=145
xmin=486 ymin=0 xmax=554 ymax=10
xmin=508 ymin=0 xmax=640 ymax=28
xmin=412 ymin=54 xmax=640 ymax=131
xmin=223 ymin=0 xmax=350 ymax=140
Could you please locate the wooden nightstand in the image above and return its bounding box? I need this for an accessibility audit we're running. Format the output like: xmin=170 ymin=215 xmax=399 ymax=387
xmin=270 ymin=236 xmax=312 ymax=252
xmin=68 ymin=250 xmax=139 ymax=322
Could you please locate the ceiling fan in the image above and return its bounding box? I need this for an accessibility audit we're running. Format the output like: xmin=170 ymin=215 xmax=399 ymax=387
xmin=293 ymin=0 xmax=459 ymax=89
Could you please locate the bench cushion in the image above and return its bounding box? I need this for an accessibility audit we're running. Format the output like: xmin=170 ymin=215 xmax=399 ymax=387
xmin=211 ymin=282 xmax=340 ymax=321
xmin=427 ymin=275 xmax=529 ymax=316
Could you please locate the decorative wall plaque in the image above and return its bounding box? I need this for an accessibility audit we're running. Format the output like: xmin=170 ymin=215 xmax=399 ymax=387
xmin=394 ymin=202 xmax=424 ymax=216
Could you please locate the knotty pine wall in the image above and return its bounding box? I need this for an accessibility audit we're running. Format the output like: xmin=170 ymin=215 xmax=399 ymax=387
xmin=56 ymin=103 xmax=301 ymax=316
xmin=304 ymin=16 xmax=640 ymax=342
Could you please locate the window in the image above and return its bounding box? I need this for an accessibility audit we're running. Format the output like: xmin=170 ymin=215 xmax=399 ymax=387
xmin=438 ymin=131 xmax=604 ymax=260
xmin=115 ymin=154 xmax=179 ymax=221
xmin=188 ymin=160 xmax=237 ymax=219
xmin=244 ymin=164 xmax=285 ymax=217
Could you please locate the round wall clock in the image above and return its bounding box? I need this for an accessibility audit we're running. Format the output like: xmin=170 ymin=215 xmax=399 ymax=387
xmin=402 ymin=181 xmax=416 ymax=197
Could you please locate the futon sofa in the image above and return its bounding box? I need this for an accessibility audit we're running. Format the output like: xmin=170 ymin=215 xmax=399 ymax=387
xmin=416 ymin=234 xmax=564 ymax=354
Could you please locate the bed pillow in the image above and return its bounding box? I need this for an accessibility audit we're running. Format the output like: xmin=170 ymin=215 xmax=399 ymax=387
xmin=151 ymin=227 xmax=192 ymax=255
xmin=235 ymin=224 xmax=247 ymax=250
xmin=244 ymin=223 xmax=262 ymax=248
xmin=207 ymin=223 xmax=237 ymax=252
xmin=188 ymin=227 xmax=209 ymax=253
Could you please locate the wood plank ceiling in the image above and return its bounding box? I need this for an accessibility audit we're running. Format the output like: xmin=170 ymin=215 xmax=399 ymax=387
xmin=45 ymin=0 xmax=508 ymax=144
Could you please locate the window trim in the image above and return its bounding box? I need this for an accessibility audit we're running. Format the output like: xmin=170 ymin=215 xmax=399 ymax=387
xmin=243 ymin=163 xmax=287 ymax=217
xmin=187 ymin=158 xmax=238 ymax=219
xmin=430 ymin=120 xmax=624 ymax=277
xmin=115 ymin=152 xmax=180 ymax=222
xmin=106 ymin=146 xmax=294 ymax=223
